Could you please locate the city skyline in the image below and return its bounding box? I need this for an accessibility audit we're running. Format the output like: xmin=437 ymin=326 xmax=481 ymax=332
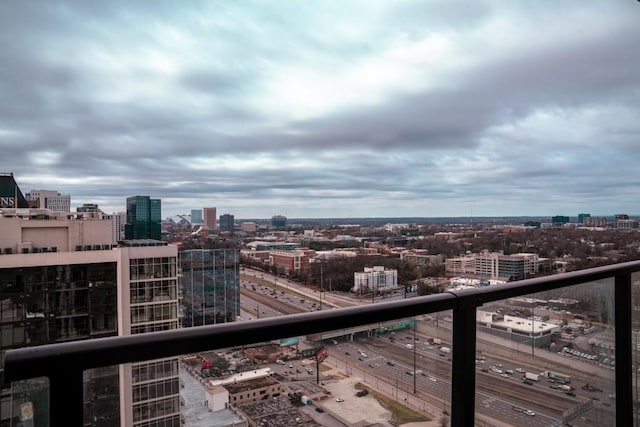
xmin=1 ymin=2 xmax=639 ymax=218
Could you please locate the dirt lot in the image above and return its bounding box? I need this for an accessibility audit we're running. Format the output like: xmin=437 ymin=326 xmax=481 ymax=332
xmin=321 ymin=377 xmax=393 ymax=426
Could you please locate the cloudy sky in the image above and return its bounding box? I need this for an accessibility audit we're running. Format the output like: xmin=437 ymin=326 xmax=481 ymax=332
xmin=1 ymin=1 xmax=639 ymax=219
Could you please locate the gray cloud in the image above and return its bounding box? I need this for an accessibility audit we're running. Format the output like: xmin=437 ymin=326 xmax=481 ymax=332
xmin=1 ymin=1 xmax=639 ymax=218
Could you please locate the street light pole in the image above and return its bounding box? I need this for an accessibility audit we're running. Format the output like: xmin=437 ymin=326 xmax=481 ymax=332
xmin=413 ymin=317 xmax=417 ymax=394
xmin=531 ymin=306 xmax=535 ymax=356
xmin=320 ymin=264 xmax=323 ymax=311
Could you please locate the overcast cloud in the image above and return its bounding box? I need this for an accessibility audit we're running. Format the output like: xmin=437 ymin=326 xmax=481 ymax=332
xmin=1 ymin=1 xmax=639 ymax=219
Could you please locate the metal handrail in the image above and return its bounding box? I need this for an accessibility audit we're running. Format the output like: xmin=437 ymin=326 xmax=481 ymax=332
xmin=4 ymin=259 xmax=640 ymax=426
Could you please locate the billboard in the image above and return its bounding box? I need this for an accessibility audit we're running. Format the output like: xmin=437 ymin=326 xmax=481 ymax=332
xmin=316 ymin=347 xmax=328 ymax=363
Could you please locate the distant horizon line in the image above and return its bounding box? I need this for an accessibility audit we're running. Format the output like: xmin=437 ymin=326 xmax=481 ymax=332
xmin=169 ymin=214 xmax=638 ymax=223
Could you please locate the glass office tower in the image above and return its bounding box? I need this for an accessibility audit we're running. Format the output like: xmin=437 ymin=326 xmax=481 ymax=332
xmin=124 ymin=196 xmax=161 ymax=241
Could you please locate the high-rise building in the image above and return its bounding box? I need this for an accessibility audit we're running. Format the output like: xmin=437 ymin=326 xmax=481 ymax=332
xmin=178 ymin=249 xmax=240 ymax=327
xmin=25 ymin=189 xmax=71 ymax=212
xmin=551 ymin=215 xmax=570 ymax=226
xmin=112 ymin=211 xmax=126 ymax=243
xmin=120 ymin=241 xmax=180 ymax=427
xmin=271 ymin=215 xmax=287 ymax=227
xmin=0 ymin=173 xmax=30 ymax=209
xmin=203 ymin=207 xmax=217 ymax=232
xmin=125 ymin=196 xmax=162 ymax=240
xmin=219 ymin=214 xmax=235 ymax=231
xmin=190 ymin=209 xmax=203 ymax=224
xmin=1 ymin=176 xmax=180 ymax=427
xmin=577 ymin=213 xmax=591 ymax=224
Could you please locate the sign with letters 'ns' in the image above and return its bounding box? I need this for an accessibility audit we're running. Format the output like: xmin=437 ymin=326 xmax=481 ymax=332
xmin=0 ymin=197 xmax=15 ymax=208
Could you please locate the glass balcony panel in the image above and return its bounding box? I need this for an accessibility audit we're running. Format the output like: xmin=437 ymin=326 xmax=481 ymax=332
xmin=4 ymin=263 xmax=639 ymax=426
xmin=4 ymin=377 xmax=49 ymax=426
xmin=475 ymin=280 xmax=615 ymax=426
xmin=176 ymin=313 xmax=452 ymax=426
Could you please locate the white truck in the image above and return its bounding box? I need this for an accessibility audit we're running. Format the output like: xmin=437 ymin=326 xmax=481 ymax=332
xmin=440 ymin=346 xmax=451 ymax=354
xmin=525 ymin=372 xmax=540 ymax=381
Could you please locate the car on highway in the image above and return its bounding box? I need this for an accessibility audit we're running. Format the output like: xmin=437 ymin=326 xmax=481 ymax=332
xmin=335 ymin=397 xmax=344 ymax=402
xmin=524 ymin=410 xmax=535 ymax=416
xmin=387 ymin=360 xmax=395 ymax=366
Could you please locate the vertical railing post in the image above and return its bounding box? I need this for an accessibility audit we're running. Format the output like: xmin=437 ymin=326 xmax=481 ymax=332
xmin=616 ymin=272 xmax=633 ymax=426
xmin=451 ymin=297 xmax=477 ymax=427
xmin=50 ymin=368 xmax=84 ymax=426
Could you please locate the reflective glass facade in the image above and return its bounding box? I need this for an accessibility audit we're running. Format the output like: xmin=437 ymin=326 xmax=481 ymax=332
xmin=0 ymin=262 xmax=119 ymax=427
xmin=125 ymin=196 xmax=162 ymax=241
xmin=179 ymin=249 xmax=240 ymax=327
xmin=128 ymin=255 xmax=180 ymax=427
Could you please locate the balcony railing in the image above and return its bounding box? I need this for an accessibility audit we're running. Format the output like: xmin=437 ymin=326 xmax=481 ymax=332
xmin=4 ymin=260 xmax=640 ymax=426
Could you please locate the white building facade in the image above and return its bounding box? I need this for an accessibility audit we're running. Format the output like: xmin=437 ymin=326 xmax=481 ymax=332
xmin=25 ymin=189 xmax=71 ymax=212
xmin=353 ymin=266 xmax=398 ymax=294
xmin=445 ymin=251 xmax=540 ymax=280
